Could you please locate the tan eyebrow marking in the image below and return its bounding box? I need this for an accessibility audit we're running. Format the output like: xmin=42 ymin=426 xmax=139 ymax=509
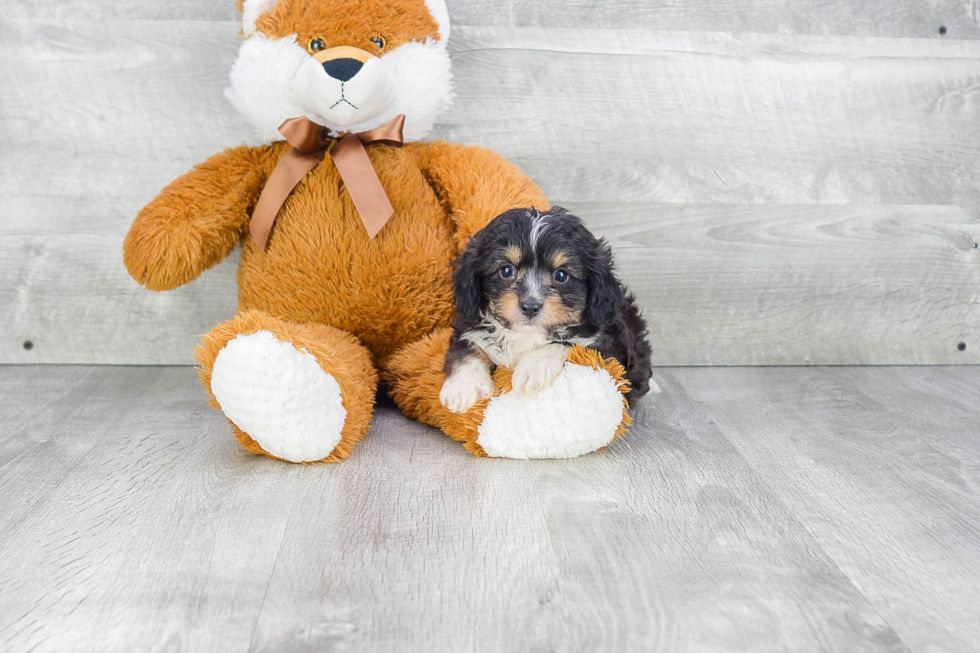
xmin=504 ymin=245 xmax=522 ymax=265
xmin=551 ymin=251 xmax=570 ymax=268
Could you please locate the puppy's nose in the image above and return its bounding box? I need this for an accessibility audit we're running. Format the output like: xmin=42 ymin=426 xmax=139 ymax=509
xmin=322 ymin=58 xmax=363 ymax=82
xmin=520 ymin=299 xmax=543 ymax=318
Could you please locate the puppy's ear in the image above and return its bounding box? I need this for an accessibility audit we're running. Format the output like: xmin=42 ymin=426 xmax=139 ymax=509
xmin=586 ymin=237 xmax=624 ymax=326
xmin=452 ymin=237 xmax=486 ymax=325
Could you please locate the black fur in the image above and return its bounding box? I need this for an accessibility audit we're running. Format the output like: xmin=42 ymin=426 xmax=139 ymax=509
xmin=447 ymin=207 xmax=654 ymax=398
xmin=584 ymin=233 xmax=624 ymax=327
xmin=451 ymin=237 xmax=487 ymax=326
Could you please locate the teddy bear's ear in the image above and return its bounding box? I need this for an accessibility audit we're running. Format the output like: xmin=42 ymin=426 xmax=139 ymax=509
xmin=424 ymin=0 xmax=451 ymax=41
xmin=239 ymin=0 xmax=279 ymax=37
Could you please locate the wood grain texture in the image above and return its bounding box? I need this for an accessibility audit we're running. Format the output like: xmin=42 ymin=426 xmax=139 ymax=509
xmin=670 ymin=366 xmax=980 ymax=653
xmin=9 ymin=0 xmax=979 ymax=38
xmin=4 ymin=0 xmax=234 ymax=21
xmin=444 ymin=0 xmax=980 ymax=38
xmin=2 ymin=19 xmax=980 ymax=365
xmin=579 ymin=202 xmax=980 ymax=366
xmin=245 ymin=393 xmax=906 ymax=652
xmin=13 ymin=365 xmax=978 ymax=651
xmin=4 ymin=204 xmax=977 ymax=366
xmin=0 ymin=366 xmax=310 ymax=652
xmin=441 ymin=28 xmax=980 ymax=206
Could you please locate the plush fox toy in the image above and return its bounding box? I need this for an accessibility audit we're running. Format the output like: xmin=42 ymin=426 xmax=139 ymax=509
xmin=123 ymin=0 xmax=633 ymax=462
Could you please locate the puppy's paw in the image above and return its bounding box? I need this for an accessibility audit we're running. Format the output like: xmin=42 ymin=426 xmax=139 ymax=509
xmin=512 ymin=345 xmax=567 ymax=395
xmin=440 ymin=360 xmax=494 ymax=414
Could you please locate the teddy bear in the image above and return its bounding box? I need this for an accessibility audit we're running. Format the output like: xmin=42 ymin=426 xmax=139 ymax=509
xmin=123 ymin=0 xmax=634 ymax=463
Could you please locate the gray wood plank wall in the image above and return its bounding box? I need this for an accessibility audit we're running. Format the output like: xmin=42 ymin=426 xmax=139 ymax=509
xmin=2 ymin=3 xmax=979 ymax=365
xmin=7 ymin=0 xmax=978 ymax=37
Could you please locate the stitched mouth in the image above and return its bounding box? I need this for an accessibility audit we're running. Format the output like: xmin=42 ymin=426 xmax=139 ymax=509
xmin=329 ymin=83 xmax=358 ymax=110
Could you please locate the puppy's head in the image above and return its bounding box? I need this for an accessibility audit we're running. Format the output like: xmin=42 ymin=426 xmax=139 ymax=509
xmin=227 ymin=0 xmax=453 ymax=142
xmin=454 ymin=207 xmax=624 ymax=335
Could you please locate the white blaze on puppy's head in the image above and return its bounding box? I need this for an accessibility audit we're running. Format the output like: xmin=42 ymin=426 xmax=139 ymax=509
xmin=227 ymin=0 xmax=454 ymax=142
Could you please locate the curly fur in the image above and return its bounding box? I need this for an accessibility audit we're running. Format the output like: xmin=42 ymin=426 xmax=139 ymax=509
xmin=444 ymin=207 xmax=654 ymax=401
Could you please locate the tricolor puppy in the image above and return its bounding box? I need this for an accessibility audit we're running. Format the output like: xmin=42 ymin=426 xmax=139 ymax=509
xmin=440 ymin=207 xmax=654 ymax=414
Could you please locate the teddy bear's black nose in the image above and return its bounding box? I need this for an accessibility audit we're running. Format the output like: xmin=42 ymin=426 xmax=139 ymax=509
xmin=322 ymin=58 xmax=363 ymax=82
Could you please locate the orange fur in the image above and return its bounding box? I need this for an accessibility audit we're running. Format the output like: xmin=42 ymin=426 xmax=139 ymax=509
xmin=126 ymin=137 xmax=551 ymax=460
xmin=412 ymin=142 xmax=551 ymax=249
xmin=254 ymin=0 xmax=440 ymax=49
xmin=195 ymin=310 xmax=378 ymax=463
xmin=123 ymin=144 xmax=274 ymax=291
xmin=125 ymin=141 xmax=548 ymax=361
xmin=383 ymin=329 xmax=490 ymax=456
xmin=124 ymin=0 xmax=633 ymax=463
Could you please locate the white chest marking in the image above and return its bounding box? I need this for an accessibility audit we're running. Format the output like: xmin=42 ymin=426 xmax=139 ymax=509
xmin=462 ymin=317 xmax=552 ymax=368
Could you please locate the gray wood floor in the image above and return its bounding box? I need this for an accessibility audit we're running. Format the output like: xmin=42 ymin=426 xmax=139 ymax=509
xmin=0 ymin=365 xmax=978 ymax=652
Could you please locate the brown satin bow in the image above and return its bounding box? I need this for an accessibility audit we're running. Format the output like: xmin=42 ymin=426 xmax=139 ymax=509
xmin=250 ymin=114 xmax=406 ymax=251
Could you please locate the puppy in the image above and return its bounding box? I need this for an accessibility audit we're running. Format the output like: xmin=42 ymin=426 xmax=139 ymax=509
xmin=439 ymin=207 xmax=654 ymax=414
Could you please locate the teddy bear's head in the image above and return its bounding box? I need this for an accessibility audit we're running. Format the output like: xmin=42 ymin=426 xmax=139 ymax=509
xmin=226 ymin=0 xmax=453 ymax=143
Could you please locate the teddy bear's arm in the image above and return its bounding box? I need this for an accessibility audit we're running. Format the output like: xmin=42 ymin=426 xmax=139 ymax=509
xmin=124 ymin=144 xmax=275 ymax=291
xmin=412 ymin=142 xmax=550 ymax=246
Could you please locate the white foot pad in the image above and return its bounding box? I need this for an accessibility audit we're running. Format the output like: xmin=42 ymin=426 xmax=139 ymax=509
xmin=477 ymin=363 xmax=626 ymax=459
xmin=210 ymin=331 xmax=347 ymax=463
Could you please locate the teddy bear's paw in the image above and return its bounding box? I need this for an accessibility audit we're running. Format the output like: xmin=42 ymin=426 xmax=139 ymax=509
xmin=210 ymin=330 xmax=347 ymax=463
xmin=477 ymin=363 xmax=627 ymax=459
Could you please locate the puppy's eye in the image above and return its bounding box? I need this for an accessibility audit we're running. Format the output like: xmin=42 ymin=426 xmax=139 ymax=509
xmin=308 ymin=38 xmax=327 ymax=53
xmin=499 ymin=265 xmax=515 ymax=279
xmin=553 ymin=269 xmax=570 ymax=283
xmin=370 ymin=35 xmax=387 ymax=51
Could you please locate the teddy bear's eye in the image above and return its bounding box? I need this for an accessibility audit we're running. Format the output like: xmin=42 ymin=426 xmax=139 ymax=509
xmin=370 ymin=35 xmax=387 ymax=51
xmin=308 ymin=38 xmax=327 ymax=53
